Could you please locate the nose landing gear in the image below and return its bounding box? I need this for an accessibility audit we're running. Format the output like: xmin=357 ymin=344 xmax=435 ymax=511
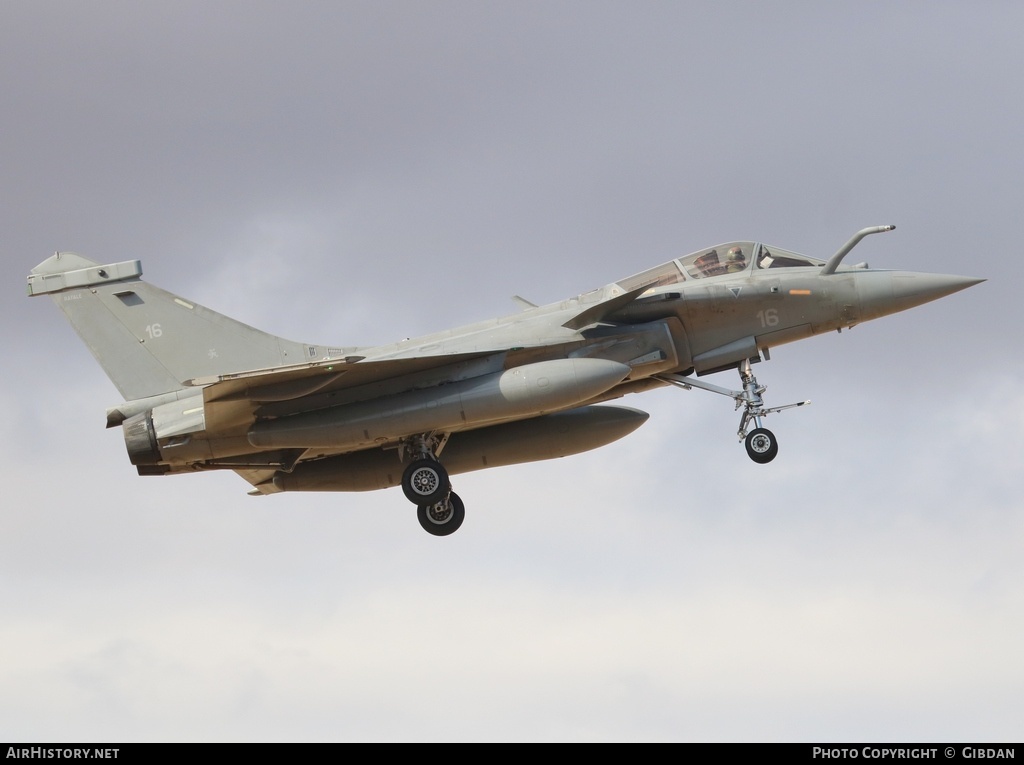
xmin=658 ymin=359 xmax=809 ymax=464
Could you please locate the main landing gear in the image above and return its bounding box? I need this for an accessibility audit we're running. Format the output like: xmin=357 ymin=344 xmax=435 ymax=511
xmin=400 ymin=434 xmax=465 ymax=536
xmin=657 ymin=359 xmax=809 ymax=464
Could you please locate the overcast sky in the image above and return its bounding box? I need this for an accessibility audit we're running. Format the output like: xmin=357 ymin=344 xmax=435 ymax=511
xmin=2 ymin=1 xmax=1020 ymax=743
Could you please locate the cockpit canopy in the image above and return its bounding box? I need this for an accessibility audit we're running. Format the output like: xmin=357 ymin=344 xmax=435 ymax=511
xmin=616 ymin=242 xmax=826 ymax=293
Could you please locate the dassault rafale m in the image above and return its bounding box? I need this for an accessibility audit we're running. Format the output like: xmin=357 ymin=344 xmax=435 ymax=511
xmin=28 ymin=226 xmax=981 ymax=535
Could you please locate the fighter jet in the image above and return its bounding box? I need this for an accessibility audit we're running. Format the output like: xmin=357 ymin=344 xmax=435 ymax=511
xmin=27 ymin=225 xmax=981 ymax=535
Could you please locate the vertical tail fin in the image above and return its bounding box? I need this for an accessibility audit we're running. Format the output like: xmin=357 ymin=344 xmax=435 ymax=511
xmin=28 ymin=252 xmax=323 ymax=401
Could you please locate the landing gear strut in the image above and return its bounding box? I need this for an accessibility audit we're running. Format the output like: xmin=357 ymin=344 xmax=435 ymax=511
xmin=400 ymin=433 xmax=464 ymax=535
xmin=657 ymin=359 xmax=809 ymax=464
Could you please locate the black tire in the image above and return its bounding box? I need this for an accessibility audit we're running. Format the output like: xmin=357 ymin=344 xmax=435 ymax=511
xmin=745 ymin=427 xmax=778 ymax=464
xmin=418 ymin=492 xmax=465 ymax=536
xmin=401 ymin=459 xmax=450 ymax=505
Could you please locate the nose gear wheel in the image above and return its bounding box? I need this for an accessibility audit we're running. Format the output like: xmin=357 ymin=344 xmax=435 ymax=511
xmin=744 ymin=427 xmax=778 ymax=463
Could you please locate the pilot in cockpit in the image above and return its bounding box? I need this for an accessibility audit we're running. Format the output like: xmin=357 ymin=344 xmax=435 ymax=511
xmin=725 ymin=245 xmax=747 ymax=273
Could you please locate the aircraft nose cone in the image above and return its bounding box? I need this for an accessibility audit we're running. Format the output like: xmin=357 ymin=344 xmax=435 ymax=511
xmin=858 ymin=272 xmax=984 ymax=321
xmin=891 ymin=273 xmax=985 ymax=309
